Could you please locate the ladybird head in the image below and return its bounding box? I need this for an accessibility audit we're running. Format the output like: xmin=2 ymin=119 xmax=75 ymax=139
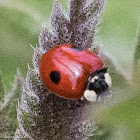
xmin=84 ymin=68 xmax=112 ymax=102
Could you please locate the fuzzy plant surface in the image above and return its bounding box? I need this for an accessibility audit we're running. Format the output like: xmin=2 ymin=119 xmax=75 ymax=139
xmin=0 ymin=72 xmax=24 ymax=139
xmin=13 ymin=0 xmax=107 ymax=139
xmin=0 ymin=0 xmax=140 ymax=139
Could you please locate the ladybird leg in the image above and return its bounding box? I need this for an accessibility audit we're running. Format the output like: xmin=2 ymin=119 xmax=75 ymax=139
xmin=92 ymin=45 xmax=100 ymax=55
xmin=83 ymin=90 xmax=97 ymax=102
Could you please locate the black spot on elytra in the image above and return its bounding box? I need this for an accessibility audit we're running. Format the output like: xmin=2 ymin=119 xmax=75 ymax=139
xmin=50 ymin=71 xmax=61 ymax=84
xmin=71 ymin=45 xmax=82 ymax=52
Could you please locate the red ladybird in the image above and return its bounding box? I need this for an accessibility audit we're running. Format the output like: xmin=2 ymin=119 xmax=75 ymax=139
xmin=39 ymin=44 xmax=112 ymax=102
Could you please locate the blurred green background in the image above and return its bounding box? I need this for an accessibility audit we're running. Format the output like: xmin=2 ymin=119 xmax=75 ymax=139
xmin=0 ymin=0 xmax=140 ymax=139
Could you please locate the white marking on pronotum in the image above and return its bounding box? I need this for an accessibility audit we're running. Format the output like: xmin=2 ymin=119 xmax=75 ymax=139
xmin=104 ymin=73 xmax=112 ymax=87
xmin=83 ymin=90 xmax=97 ymax=102
xmin=91 ymin=76 xmax=98 ymax=83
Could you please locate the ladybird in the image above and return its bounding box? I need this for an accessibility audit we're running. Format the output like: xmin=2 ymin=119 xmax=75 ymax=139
xmin=39 ymin=44 xmax=112 ymax=102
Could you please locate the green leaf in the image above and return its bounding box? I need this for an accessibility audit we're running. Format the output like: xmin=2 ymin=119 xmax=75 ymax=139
xmin=98 ymin=0 xmax=140 ymax=77
xmin=133 ymin=27 xmax=140 ymax=89
xmin=0 ymin=6 xmax=37 ymax=92
xmin=99 ymin=95 xmax=140 ymax=140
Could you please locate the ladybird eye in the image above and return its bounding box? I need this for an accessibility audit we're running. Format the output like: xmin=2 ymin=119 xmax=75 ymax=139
xmin=50 ymin=71 xmax=61 ymax=84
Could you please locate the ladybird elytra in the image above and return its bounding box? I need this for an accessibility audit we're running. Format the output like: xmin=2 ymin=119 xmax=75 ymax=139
xmin=39 ymin=44 xmax=106 ymax=100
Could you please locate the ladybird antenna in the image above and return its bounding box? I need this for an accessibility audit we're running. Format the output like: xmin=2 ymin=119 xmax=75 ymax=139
xmin=104 ymin=67 xmax=109 ymax=71
xmin=94 ymin=67 xmax=109 ymax=74
xmin=106 ymin=67 xmax=110 ymax=71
